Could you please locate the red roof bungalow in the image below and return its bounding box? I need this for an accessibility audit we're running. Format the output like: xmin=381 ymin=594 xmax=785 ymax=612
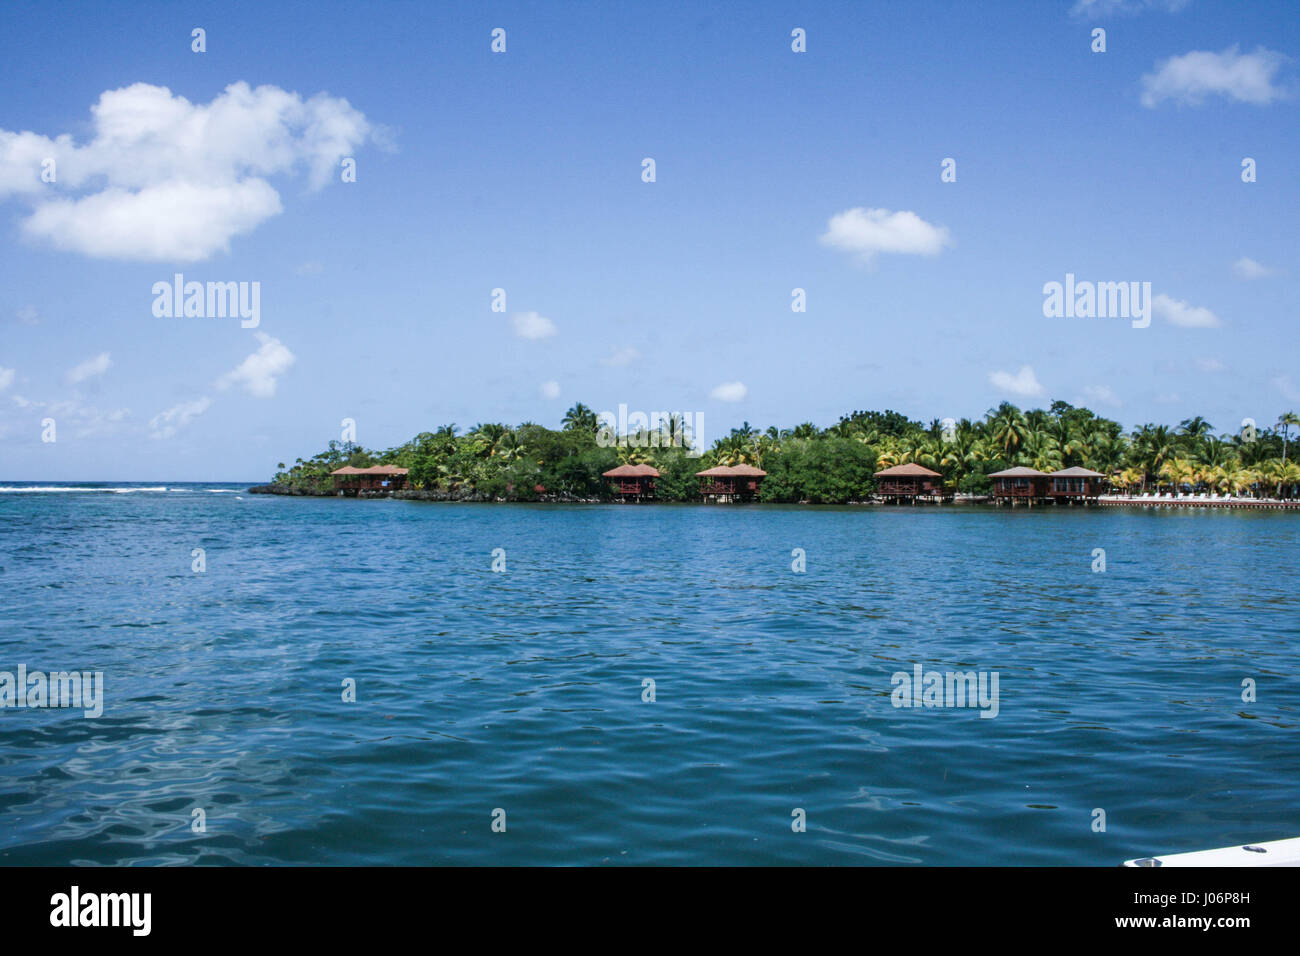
xmin=602 ymin=463 xmax=659 ymax=500
xmin=988 ymin=466 xmax=1049 ymax=503
xmin=696 ymin=464 xmax=766 ymax=502
xmin=873 ymin=462 xmax=947 ymax=502
xmin=1047 ymin=466 xmax=1106 ymax=501
xmin=330 ymin=464 xmax=409 ymax=493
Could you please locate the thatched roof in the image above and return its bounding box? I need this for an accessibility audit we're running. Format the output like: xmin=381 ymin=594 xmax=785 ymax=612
xmin=602 ymin=464 xmax=660 ymax=478
xmin=873 ymin=463 xmax=941 ymax=478
xmin=695 ymin=464 xmax=767 ymax=477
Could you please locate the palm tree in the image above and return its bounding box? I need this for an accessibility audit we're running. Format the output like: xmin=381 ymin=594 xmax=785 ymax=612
xmin=1132 ymin=424 xmax=1175 ymax=492
xmin=987 ymin=403 xmax=1029 ymax=461
xmin=1277 ymin=411 xmax=1300 ymax=464
xmin=1258 ymin=459 xmax=1300 ymax=499
xmin=1116 ymin=467 xmax=1144 ymax=494
xmin=1177 ymin=416 xmax=1215 ymax=458
xmin=1159 ymin=458 xmax=1196 ymax=495
xmin=874 ymin=441 xmax=902 ymax=469
xmin=1279 ymin=462 xmax=1300 ymax=499
xmin=616 ymin=442 xmax=653 ymax=465
xmin=562 ymin=403 xmax=599 ymax=433
xmin=790 ymin=422 xmax=820 ymax=440
xmin=1021 ymin=430 xmax=1064 ymax=472
xmin=1227 ymin=466 xmax=1259 ymax=498
xmin=1087 ymin=432 xmax=1127 ymax=474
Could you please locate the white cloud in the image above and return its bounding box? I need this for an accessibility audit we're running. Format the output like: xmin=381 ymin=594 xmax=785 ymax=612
xmin=0 ymin=367 xmax=13 ymax=390
xmin=66 ymin=351 xmax=112 ymax=384
xmin=1233 ymin=256 xmax=1276 ymax=279
xmin=989 ymin=365 xmax=1045 ymax=397
xmin=1080 ymin=385 xmax=1122 ymax=407
xmin=149 ymin=397 xmax=212 ymax=439
xmin=820 ymin=207 xmax=951 ymax=264
xmin=27 ymin=180 xmax=282 ymax=262
xmin=1274 ymin=376 xmax=1300 ymax=403
xmin=1194 ymin=357 xmax=1225 ymax=373
xmin=600 ymin=346 xmax=641 ymax=367
xmin=1141 ymin=46 xmax=1290 ymax=108
xmin=9 ymin=394 xmax=129 ymax=438
xmin=295 ymin=260 xmax=324 ymax=276
xmin=14 ymin=306 xmax=40 ymax=326
xmin=215 ymin=332 xmax=295 ymax=398
xmin=1153 ymin=293 xmax=1221 ymax=328
xmin=0 ymin=82 xmax=375 ymax=261
xmin=539 ymin=380 xmax=560 ymax=399
xmin=1071 ymin=0 xmax=1189 ymax=16
xmin=710 ymin=381 xmax=748 ymax=402
xmin=1154 ymin=392 xmax=1182 ymax=404
xmin=509 ymin=311 xmax=557 ymax=340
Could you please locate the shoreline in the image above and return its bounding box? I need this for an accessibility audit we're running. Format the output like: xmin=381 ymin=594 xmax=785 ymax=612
xmin=247 ymin=485 xmax=1300 ymax=510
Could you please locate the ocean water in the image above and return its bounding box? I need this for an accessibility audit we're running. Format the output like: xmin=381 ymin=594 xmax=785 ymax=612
xmin=1 ymin=483 xmax=1297 ymax=866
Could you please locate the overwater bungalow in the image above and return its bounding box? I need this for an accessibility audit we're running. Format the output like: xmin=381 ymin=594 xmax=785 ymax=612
xmin=873 ymin=463 xmax=948 ymax=503
xmin=696 ymin=464 xmax=766 ymax=502
xmin=988 ymin=466 xmax=1049 ymax=504
xmin=330 ymin=464 xmax=409 ymax=494
xmin=1047 ymin=466 xmax=1106 ymax=503
xmin=602 ymin=463 xmax=659 ymax=500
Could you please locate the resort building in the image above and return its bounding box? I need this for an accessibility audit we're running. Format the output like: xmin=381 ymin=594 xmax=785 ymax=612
xmin=1047 ymin=466 xmax=1106 ymax=502
xmin=988 ymin=466 xmax=1049 ymax=504
xmin=602 ymin=463 xmax=659 ymax=500
xmin=873 ymin=463 xmax=948 ymax=503
xmin=330 ymin=464 xmax=410 ymax=493
xmin=696 ymin=464 xmax=766 ymax=502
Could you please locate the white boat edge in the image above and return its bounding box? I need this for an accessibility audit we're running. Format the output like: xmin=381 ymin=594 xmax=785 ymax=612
xmin=1124 ymin=836 xmax=1300 ymax=867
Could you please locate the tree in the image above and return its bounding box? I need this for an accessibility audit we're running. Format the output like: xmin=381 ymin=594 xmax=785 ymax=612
xmin=987 ymin=403 xmax=1030 ymax=461
xmin=562 ymin=403 xmax=599 ymax=433
xmin=1278 ymin=411 xmax=1300 ymax=465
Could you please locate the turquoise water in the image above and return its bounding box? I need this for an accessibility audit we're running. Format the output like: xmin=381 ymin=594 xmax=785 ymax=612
xmin=1 ymin=483 xmax=1297 ymax=865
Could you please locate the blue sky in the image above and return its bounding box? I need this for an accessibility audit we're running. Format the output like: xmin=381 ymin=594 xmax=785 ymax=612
xmin=0 ymin=0 xmax=1296 ymax=480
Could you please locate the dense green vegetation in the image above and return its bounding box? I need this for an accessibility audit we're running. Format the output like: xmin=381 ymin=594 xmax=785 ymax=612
xmin=270 ymin=403 xmax=1300 ymax=502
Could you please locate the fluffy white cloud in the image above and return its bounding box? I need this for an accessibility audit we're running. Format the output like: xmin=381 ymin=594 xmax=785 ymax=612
xmin=0 ymin=82 xmax=374 ymax=260
xmin=600 ymin=346 xmax=641 ymax=367
xmin=820 ymin=207 xmax=951 ymax=264
xmin=989 ymin=365 xmax=1045 ymax=397
xmin=1233 ymin=256 xmax=1276 ymax=279
xmin=509 ymin=311 xmax=557 ymax=340
xmin=149 ymin=397 xmax=212 ymax=439
xmin=0 ymin=367 xmax=13 ymax=390
xmin=710 ymin=381 xmax=748 ymax=402
xmin=1141 ymin=46 xmax=1290 ymax=108
xmin=26 ymin=180 xmax=281 ymax=262
xmin=1153 ymin=293 xmax=1221 ymax=328
xmin=66 ymin=351 xmax=112 ymax=384
xmin=539 ymin=380 xmax=560 ymax=399
xmin=215 ymin=332 xmax=295 ymax=398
